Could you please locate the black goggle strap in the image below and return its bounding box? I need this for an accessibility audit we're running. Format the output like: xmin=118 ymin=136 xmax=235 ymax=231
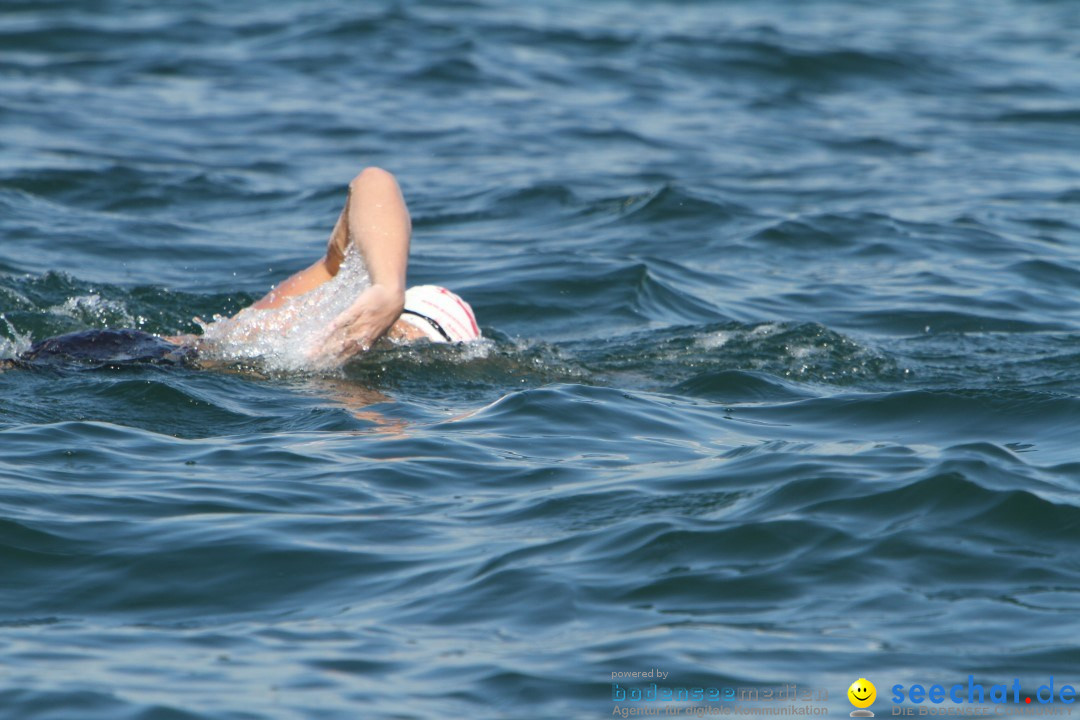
xmin=400 ymin=309 xmax=453 ymax=342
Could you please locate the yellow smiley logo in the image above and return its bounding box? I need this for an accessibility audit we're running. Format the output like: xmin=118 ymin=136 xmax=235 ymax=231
xmin=848 ymin=678 xmax=876 ymax=709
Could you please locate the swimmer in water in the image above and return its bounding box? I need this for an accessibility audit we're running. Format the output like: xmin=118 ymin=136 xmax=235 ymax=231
xmin=6 ymin=168 xmax=480 ymax=371
xmin=171 ymin=166 xmax=480 ymax=359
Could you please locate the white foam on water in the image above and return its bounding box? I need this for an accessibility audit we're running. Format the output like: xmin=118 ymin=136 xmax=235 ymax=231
xmin=0 ymin=313 xmax=32 ymax=359
xmin=750 ymin=322 xmax=779 ymax=336
xmin=48 ymin=294 xmax=141 ymax=327
xmin=458 ymin=337 xmax=494 ymax=361
xmin=195 ymin=246 xmax=372 ymax=372
xmin=698 ymin=330 xmax=733 ymax=349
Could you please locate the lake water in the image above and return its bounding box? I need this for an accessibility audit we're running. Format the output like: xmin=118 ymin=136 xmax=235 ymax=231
xmin=2 ymin=1 xmax=1079 ymax=718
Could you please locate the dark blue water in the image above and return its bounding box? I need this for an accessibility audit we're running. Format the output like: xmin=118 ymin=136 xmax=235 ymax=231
xmin=2 ymin=1 xmax=1080 ymax=718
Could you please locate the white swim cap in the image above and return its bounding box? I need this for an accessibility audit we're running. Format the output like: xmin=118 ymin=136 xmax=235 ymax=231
xmin=398 ymin=285 xmax=481 ymax=343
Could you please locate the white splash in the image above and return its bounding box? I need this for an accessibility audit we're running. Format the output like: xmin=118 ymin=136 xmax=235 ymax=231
xmin=49 ymin=294 xmax=140 ymax=327
xmin=195 ymin=245 xmax=371 ymax=372
xmin=0 ymin=314 xmax=32 ymax=359
xmin=698 ymin=330 xmax=733 ymax=349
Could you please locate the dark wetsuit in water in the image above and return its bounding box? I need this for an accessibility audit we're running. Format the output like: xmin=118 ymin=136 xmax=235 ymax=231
xmin=6 ymin=329 xmax=197 ymax=370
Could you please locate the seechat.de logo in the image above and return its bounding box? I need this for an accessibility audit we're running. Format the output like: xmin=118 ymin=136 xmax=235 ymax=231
xmin=848 ymin=678 xmax=876 ymax=717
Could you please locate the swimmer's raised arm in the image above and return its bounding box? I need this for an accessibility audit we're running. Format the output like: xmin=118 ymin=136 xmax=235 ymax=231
xmin=164 ymin=168 xmax=412 ymax=354
xmin=334 ymin=165 xmax=411 ymax=319
xmin=250 ymin=167 xmax=410 ymax=314
xmin=248 ymin=257 xmax=334 ymax=311
xmin=306 ymin=168 xmax=412 ymax=361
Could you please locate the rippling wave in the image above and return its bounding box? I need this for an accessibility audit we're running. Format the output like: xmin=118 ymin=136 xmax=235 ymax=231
xmin=2 ymin=0 xmax=1079 ymax=718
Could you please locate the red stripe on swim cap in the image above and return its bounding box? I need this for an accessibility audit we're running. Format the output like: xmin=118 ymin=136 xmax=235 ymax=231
xmin=437 ymin=286 xmax=479 ymax=336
